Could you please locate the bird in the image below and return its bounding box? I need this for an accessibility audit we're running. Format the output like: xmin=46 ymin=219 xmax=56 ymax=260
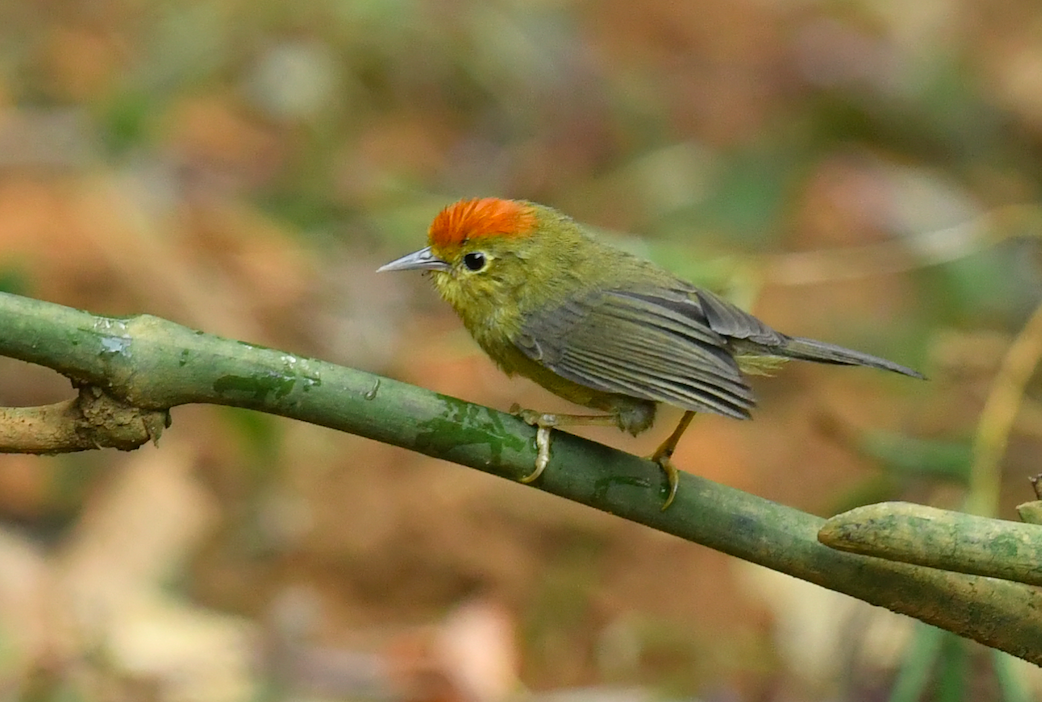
xmin=379 ymin=197 xmax=923 ymax=509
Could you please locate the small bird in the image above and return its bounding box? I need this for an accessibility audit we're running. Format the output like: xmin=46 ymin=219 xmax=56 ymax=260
xmin=379 ymin=198 xmax=923 ymax=509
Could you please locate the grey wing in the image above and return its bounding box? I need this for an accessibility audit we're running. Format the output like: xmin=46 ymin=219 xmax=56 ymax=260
xmin=691 ymin=288 xmax=787 ymax=347
xmin=514 ymin=288 xmax=756 ymax=419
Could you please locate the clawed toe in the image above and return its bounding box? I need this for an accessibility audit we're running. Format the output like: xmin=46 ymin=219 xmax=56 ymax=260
xmin=520 ymin=426 xmax=553 ymax=483
xmin=650 ymin=453 xmax=680 ymax=511
xmin=515 ymin=408 xmax=555 ymax=428
xmin=509 ymin=409 xmax=620 ymax=488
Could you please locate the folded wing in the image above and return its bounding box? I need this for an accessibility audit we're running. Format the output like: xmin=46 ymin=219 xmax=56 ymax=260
xmin=514 ymin=288 xmax=756 ymax=419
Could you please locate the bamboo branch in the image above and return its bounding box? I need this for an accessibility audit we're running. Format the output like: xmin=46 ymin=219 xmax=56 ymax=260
xmin=818 ymin=501 xmax=1042 ymax=586
xmin=0 ymin=292 xmax=1039 ymax=663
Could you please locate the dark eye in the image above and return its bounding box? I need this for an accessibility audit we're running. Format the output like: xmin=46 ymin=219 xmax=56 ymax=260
xmin=463 ymin=252 xmax=487 ymax=271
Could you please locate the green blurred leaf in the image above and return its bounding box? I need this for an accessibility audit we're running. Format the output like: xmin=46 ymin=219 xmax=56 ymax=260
xmin=859 ymin=431 xmax=971 ymax=483
xmin=994 ymin=649 xmax=1033 ymax=702
xmin=99 ymin=89 xmax=155 ymax=154
xmin=696 ymin=145 xmax=803 ymax=245
xmin=935 ymin=633 xmax=969 ymax=702
xmin=219 ymin=406 xmax=282 ymax=471
xmin=827 ymin=473 xmax=902 ymax=515
xmin=889 ymin=624 xmax=945 ymax=702
xmin=934 ymin=245 xmax=1040 ymax=324
xmin=0 ymin=265 xmax=29 ymax=295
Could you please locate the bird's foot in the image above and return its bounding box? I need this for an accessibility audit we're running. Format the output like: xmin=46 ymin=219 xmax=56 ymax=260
xmin=647 ymin=410 xmax=695 ymax=511
xmin=509 ymin=405 xmax=622 ymax=486
xmin=510 ymin=404 xmax=559 ymax=484
xmin=523 ymin=426 xmax=553 ymax=484
xmin=511 ymin=405 xmax=557 ymax=428
xmin=648 ymin=451 xmax=680 ymax=511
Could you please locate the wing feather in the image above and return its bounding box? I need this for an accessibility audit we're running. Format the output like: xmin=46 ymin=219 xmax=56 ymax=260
xmin=516 ymin=288 xmax=755 ymax=419
xmin=563 ymin=345 xmax=753 ymax=418
xmin=587 ymin=326 xmax=749 ymax=389
xmin=693 ymin=289 xmax=786 ymax=346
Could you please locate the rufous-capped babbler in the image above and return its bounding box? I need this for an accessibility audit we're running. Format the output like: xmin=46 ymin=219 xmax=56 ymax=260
xmin=380 ymin=198 xmax=923 ymax=509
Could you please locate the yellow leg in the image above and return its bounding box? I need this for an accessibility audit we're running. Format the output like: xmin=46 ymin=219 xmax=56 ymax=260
xmin=650 ymin=410 xmax=697 ymax=511
xmin=512 ymin=405 xmax=618 ymax=484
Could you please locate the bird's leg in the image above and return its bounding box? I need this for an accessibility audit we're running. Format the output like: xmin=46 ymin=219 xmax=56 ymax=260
xmin=649 ymin=410 xmax=697 ymax=510
xmin=510 ymin=405 xmax=619 ymax=484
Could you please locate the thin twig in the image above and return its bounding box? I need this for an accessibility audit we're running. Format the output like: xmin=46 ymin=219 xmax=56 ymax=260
xmin=0 ymin=385 xmax=169 ymax=453
xmin=967 ymin=298 xmax=1042 ymax=516
xmin=762 ymin=203 xmax=1041 ymax=286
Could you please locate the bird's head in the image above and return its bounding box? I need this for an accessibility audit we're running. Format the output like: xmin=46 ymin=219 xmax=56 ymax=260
xmin=378 ymin=198 xmax=542 ymax=320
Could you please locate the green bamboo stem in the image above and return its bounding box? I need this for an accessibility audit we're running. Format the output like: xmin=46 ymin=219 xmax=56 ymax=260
xmin=819 ymin=501 xmax=1042 ymax=587
xmin=0 ymin=292 xmax=1040 ymax=662
xmin=1018 ymin=500 xmax=1042 ymax=525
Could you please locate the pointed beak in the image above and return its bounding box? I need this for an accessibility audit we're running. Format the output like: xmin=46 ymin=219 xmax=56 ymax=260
xmin=377 ymin=246 xmax=451 ymax=273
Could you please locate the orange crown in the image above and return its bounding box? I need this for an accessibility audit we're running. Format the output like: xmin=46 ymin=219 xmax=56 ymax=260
xmin=428 ymin=198 xmax=535 ymax=250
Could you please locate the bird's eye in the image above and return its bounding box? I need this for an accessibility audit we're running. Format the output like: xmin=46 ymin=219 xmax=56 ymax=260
xmin=463 ymin=252 xmax=487 ymax=272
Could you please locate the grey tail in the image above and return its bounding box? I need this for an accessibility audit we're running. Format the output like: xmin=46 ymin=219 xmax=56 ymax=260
xmin=779 ymin=336 xmax=925 ymax=379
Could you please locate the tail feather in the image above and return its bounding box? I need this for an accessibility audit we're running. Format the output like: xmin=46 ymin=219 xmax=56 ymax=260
xmin=779 ymin=336 xmax=925 ymax=379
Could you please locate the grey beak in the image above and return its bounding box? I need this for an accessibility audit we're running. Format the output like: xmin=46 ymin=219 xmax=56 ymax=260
xmin=377 ymin=246 xmax=451 ymax=273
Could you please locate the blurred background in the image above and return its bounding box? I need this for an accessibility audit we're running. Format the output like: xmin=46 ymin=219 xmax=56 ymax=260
xmin=0 ymin=0 xmax=1040 ymax=700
